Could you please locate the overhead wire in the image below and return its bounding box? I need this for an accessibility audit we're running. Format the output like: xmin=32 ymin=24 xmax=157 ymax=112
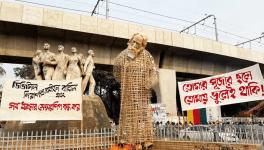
xmin=14 ymin=0 xmax=93 ymax=14
xmin=12 ymin=0 xmax=264 ymax=48
xmin=108 ymin=7 xmax=185 ymax=30
xmin=109 ymin=1 xmax=194 ymax=24
xmin=109 ymin=15 xmax=178 ymax=32
xmin=108 ymin=1 xmax=264 ymax=47
xmin=57 ymin=0 xmax=96 ymax=6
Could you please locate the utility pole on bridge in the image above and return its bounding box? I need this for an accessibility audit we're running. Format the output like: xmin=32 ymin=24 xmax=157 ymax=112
xmin=180 ymin=14 xmax=219 ymax=41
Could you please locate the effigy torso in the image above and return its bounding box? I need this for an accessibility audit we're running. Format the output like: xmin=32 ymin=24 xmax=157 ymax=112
xmin=114 ymin=49 xmax=156 ymax=144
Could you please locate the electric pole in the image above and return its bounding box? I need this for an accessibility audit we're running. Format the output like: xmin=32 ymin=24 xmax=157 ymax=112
xmin=180 ymin=14 xmax=219 ymax=41
xmin=106 ymin=0 xmax=109 ymax=19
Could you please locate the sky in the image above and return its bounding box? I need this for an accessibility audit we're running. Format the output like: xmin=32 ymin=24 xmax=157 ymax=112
xmin=1 ymin=0 xmax=264 ymax=81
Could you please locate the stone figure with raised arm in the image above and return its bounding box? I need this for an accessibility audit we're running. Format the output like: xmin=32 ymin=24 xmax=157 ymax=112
xmin=40 ymin=43 xmax=56 ymax=80
xmin=66 ymin=47 xmax=83 ymax=80
xmin=113 ymin=33 xmax=158 ymax=145
xmin=32 ymin=49 xmax=43 ymax=80
xmin=82 ymin=49 xmax=95 ymax=95
xmin=52 ymin=45 xmax=69 ymax=80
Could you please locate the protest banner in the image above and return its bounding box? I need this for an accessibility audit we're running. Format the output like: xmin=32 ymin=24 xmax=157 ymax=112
xmin=0 ymin=78 xmax=82 ymax=120
xmin=178 ymin=64 xmax=264 ymax=111
xmin=150 ymin=103 xmax=167 ymax=123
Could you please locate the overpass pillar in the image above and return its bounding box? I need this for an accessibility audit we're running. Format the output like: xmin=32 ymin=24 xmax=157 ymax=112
xmin=155 ymin=69 xmax=177 ymax=115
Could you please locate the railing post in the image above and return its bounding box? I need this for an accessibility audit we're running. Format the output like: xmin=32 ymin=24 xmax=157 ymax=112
xmin=89 ymin=129 xmax=91 ymax=150
xmin=35 ymin=131 xmax=38 ymax=149
xmin=72 ymin=129 xmax=75 ymax=149
xmin=93 ymin=129 xmax=96 ymax=149
xmin=25 ymin=131 xmax=28 ymax=150
xmin=85 ymin=129 xmax=88 ymax=149
xmin=68 ymin=130 xmax=70 ymax=149
xmin=30 ymin=131 xmax=33 ymax=148
xmin=108 ymin=128 xmax=110 ymax=148
xmin=170 ymin=126 xmax=172 ymax=139
xmin=63 ymin=130 xmax=66 ymax=150
xmin=49 ymin=130 xmax=52 ymax=149
xmin=7 ymin=131 xmax=9 ymax=150
xmin=54 ymin=130 xmax=57 ymax=149
xmin=20 ymin=131 xmax=23 ymax=149
xmin=11 ymin=132 xmax=14 ymax=149
xmin=15 ymin=131 xmax=19 ymax=150
xmin=59 ymin=130 xmax=61 ymax=149
xmin=256 ymin=127 xmax=259 ymax=143
xmin=245 ymin=128 xmax=248 ymax=143
xmin=40 ymin=130 xmax=43 ymax=149
xmin=250 ymin=125 xmax=255 ymax=144
xmin=101 ymin=128 xmax=103 ymax=149
xmin=239 ymin=127 xmax=242 ymax=143
xmin=44 ymin=130 xmax=48 ymax=149
xmin=76 ymin=129 xmax=79 ymax=149
xmin=81 ymin=129 xmax=83 ymax=149
xmin=163 ymin=126 xmax=165 ymax=139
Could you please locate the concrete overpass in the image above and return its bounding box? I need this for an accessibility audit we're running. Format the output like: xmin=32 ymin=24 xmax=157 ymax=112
xmin=0 ymin=1 xmax=263 ymax=115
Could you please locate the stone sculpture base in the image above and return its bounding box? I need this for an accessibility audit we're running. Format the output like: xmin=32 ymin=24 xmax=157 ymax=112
xmin=4 ymin=95 xmax=110 ymax=131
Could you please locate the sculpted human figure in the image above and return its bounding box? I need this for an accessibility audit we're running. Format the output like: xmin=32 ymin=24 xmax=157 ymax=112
xmin=32 ymin=49 xmax=43 ymax=80
xmin=40 ymin=43 xmax=56 ymax=80
xmin=113 ymin=33 xmax=158 ymax=145
xmin=66 ymin=47 xmax=83 ymax=80
xmin=52 ymin=45 xmax=69 ymax=80
xmin=82 ymin=49 xmax=95 ymax=95
xmin=78 ymin=53 xmax=85 ymax=68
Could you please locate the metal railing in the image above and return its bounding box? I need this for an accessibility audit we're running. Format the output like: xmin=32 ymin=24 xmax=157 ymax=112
xmin=155 ymin=124 xmax=264 ymax=145
xmin=0 ymin=128 xmax=117 ymax=149
xmin=0 ymin=124 xmax=263 ymax=149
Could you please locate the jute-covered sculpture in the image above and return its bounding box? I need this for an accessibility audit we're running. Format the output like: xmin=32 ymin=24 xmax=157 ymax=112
xmin=113 ymin=33 xmax=158 ymax=144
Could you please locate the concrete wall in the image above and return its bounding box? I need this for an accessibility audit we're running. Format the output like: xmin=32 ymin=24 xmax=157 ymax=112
xmin=0 ymin=22 xmax=239 ymax=76
xmin=0 ymin=22 xmax=162 ymax=67
xmin=161 ymin=47 xmax=254 ymax=76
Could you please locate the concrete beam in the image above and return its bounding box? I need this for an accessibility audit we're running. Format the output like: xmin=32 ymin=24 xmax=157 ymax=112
xmin=1 ymin=1 xmax=264 ymax=65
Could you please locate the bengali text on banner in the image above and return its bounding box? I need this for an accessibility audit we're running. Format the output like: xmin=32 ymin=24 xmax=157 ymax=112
xmin=178 ymin=64 xmax=264 ymax=111
xmin=0 ymin=78 xmax=82 ymax=120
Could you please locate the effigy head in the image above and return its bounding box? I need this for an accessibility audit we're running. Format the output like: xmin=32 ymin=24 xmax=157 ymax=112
xmin=71 ymin=47 xmax=77 ymax=53
xmin=58 ymin=45 xmax=64 ymax=52
xmin=43 ymin=43 xmax=50 ymax=50
xmin=127 ymin=33 xmax=148 ymax=56
xmin=88 ymin=49 xmax=94 ymax=57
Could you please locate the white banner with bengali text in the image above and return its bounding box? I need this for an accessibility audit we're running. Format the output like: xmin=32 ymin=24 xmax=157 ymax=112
xmin=0 ymin=78 xmax=82 ymax=120
xmin=178 ymin=64 xmax=264 ymax=111
xmin=150 ymin=103 xmax=167 ymax=123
